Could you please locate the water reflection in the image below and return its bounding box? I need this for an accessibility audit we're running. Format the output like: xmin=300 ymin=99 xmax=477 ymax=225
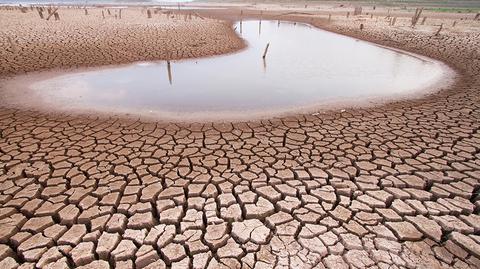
xmin=27 ymin=20 xmax=449 ymax=120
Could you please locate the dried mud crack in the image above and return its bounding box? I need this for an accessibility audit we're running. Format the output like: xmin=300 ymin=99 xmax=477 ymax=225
xmin=0 ymin=5 xmax=480 ymax=269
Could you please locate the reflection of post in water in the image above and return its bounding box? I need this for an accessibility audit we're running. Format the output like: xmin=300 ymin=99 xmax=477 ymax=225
xmin=259 ymin=20 xmax=262 ymax=35
xmin=167 ymin=60 xmax=172 ymax=85
xmin=262 ymin=43 xmax=270 ymax=59
xmin=278 ymin=20 xmax=280 ymax=27
xmin=262 ymin=58 xmax=267 ymax=73
xmin=240 ymin=20 xmax=242 ymax=34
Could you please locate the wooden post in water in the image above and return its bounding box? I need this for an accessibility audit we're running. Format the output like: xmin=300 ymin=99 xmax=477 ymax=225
xmin=147 ymin=9 xmax=151 ymax=18
xmin=360 ymin=23 xmax=364 ymax=30
xmin=452 ymin=20 xmax=456 ymax=27
xmin=262 ymin=43 xmax=270 ymax=59
xmin=84 ymin=8 xmax=88 ymax=15
xmin=119 ymin=9 xmax=122 ymax=19
xmin=167 ymin=61 xmax=172 ymax=85
xmin=54 ymin=11 xmax=60 ymax=20
xmin=328 ymin=14 xmax=331 ymax=22
xmin=102 ymin=10 xmax=105 ymax=19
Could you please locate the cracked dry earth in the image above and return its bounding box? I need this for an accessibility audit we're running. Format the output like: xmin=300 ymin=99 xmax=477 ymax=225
xmin=0 ymin=7 xmax=243 ymax=76
xmin=1 ymin=8 xmax=480 ymax=269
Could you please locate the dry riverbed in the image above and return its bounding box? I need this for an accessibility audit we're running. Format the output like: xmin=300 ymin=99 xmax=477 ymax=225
xmin=0 ymin=3 xmax=479 ymax=269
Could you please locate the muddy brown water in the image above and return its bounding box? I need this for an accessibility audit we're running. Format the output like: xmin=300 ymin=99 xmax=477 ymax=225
xmin=14 ymin=20 xmax=452 ymax=121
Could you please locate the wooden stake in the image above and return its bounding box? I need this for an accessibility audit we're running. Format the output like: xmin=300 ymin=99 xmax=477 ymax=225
xmin=167 ymin=61 xmax=172 ymax=85
xmin=262 ymin=43 xmax=270 ymax=59
xmin=435 ymin=23 xmax=443 ymax=36
xmin=37 ymin=9 xmax=44 ymax=19
xmin=391 ymin=17 xmax=396 ymax=26
xmin=45 ymin=7 xmax=58 ymax=20
xmin=411 ymin=7 xmax=423 ymax=27
xmin=7 ymin=37 xmax=15 ymax=51
xmin=421 ymin=17 xmax=427 ymax=25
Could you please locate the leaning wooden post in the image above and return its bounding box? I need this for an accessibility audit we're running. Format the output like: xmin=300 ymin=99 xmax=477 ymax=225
xmin=262 ymin=43 xmax=270 ymax=59
xmin=45 ymin=7 xmax=58 ymax=20
xmin=102 ymin=10 xmax=105 ymax=19
xmin=421 ymin=17 xmax=427 ymax=25
xmin=411 ymin=7 xmax=423 ymax=27
xmin=37 ymin=8 xmax=44 ymax=19
xmin=7 ymin=37 xmax=15 ymax=52
xmin=435 ymin=23 xmax=443 ymax=36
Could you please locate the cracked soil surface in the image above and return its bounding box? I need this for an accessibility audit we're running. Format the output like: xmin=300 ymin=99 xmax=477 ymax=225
xmin=0 ymin=4 xmax=480 ymax=269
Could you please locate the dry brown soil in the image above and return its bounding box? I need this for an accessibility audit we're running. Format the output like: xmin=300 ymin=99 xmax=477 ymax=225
xmin=0 ymin=3 xmax=479 ymax=269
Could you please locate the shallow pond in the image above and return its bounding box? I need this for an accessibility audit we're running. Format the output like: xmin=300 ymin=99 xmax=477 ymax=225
xmin=20 ymin=20 xmax=451 ymax=120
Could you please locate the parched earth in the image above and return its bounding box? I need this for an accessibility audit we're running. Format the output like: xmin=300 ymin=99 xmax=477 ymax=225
xmin=0 ymin=7 xmax=244 ymax=76
xmin=1 ymin=6 xmax=480 ymax=269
